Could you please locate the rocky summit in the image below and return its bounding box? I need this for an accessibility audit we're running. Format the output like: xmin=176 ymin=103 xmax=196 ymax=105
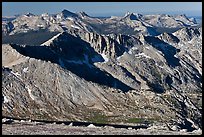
xmin=2 ymin=10 xmax=202 ymax=133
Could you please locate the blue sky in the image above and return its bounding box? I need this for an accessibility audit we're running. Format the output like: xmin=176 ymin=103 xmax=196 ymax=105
xmin=2 ymin=2 xmax=202 ymax=17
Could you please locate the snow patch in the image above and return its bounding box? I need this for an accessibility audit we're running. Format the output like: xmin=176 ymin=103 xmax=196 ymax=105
xmin=184 ymin=98 xmax=197 ymax=110
xmin=171 ymin=125 xmax=179 ymax=131
xmin=68 ymin=122 xmax=73 ymax=126
xmin=128 ymin=50 xmax=133 ymax=54
xmin=155 ymin=63 xmax=164 ymax=69
xmin=117 ymin=56 xmax=122 ymax=60
xmin=188 ymin=39 xmax=194 ymax=44
xmin=71 ymin=25 xmax=80 ymax=29
xmin=145 ymin=46 xmax=150 ymax=49
xmin=87 ymin=124 xmax=97 ymax=128
xmin=179 ymin=60 xmax=189 ymax=69
xmin=117 ymin=52 xmax=127 ymax=61
xmin=192 ymin=128 xmax=202 ymax=134
xmin=60 ymin=21 xmax=67 ymax=25
xmin=135 ymin=53 xmax=151 ymax=59
xmin=41 ymin=33 xmax=62 ymax=46
xmin=101 ymin=53 xmax=109 ymax=62
xmin=23 ymin=67 xmax=29 ymax=73
xmin=11 ymin=71 xmax=21 ymax=77
xmin=195 ymin=75 xmax=200 ymax=78
xmin=25 ymin=86 xmax=35 ymax=100
xmin=3 ymin=96 xmax=9 ymax=103
xmin=174 ymin=54 xmax=178 ymax=58
xmin=37 ymin=24 xmax=44 ymax=27
xmin=67 ymin=17 xmax=74 ymax=21
xmin=186 ymin=118 xmax=199 ymax=129
xmin=11 ymin=71 xmax=22 ymax=80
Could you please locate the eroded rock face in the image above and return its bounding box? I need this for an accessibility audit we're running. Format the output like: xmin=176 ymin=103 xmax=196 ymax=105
xmin=2 ymin=13 xmax=202 ymax=132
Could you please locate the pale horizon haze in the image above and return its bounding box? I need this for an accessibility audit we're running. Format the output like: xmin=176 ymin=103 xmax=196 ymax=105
xmin=2 ymin=2 xmax=202 ymax=17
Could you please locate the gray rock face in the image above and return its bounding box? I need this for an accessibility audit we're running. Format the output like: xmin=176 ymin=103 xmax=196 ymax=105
xmin=2 ymin=11 xmax=202 ymax=132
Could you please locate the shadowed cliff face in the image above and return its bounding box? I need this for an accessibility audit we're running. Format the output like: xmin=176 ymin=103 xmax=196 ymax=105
xmin=144 ymin=36 xmax=181 ymax=68
xmin=2 ymin=30 xmax=60 ymax=46
xmin=10 ymin=32 xmax=133 ymax=92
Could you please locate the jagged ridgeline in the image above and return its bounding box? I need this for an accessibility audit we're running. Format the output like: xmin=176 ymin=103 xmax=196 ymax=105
xmin=2 ymin=10 xmax=202 ymax=131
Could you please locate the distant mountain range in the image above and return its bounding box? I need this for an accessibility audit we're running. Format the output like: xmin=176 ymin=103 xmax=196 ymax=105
xmin=2 ymin=10 xmax=199 ymax=36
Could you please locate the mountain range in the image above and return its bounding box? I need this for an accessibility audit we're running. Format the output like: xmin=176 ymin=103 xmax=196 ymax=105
xmin=2 ymin=10 xmax=202 ymax=132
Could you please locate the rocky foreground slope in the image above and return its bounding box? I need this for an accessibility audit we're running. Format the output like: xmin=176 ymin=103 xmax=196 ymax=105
xmin=2 ymin=120 xmax=202 ymax=135
xmin=2 ymin=10 xmax=202 ymax=133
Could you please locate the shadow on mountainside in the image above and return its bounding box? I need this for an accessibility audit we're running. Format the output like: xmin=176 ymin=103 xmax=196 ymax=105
xmin=144 ymin=36 xmax=181 ymax=68
xmin=2 ymin=29 xmax=60 ymax=46
xmin=10 ymin=33 xmax=133 ymax=92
